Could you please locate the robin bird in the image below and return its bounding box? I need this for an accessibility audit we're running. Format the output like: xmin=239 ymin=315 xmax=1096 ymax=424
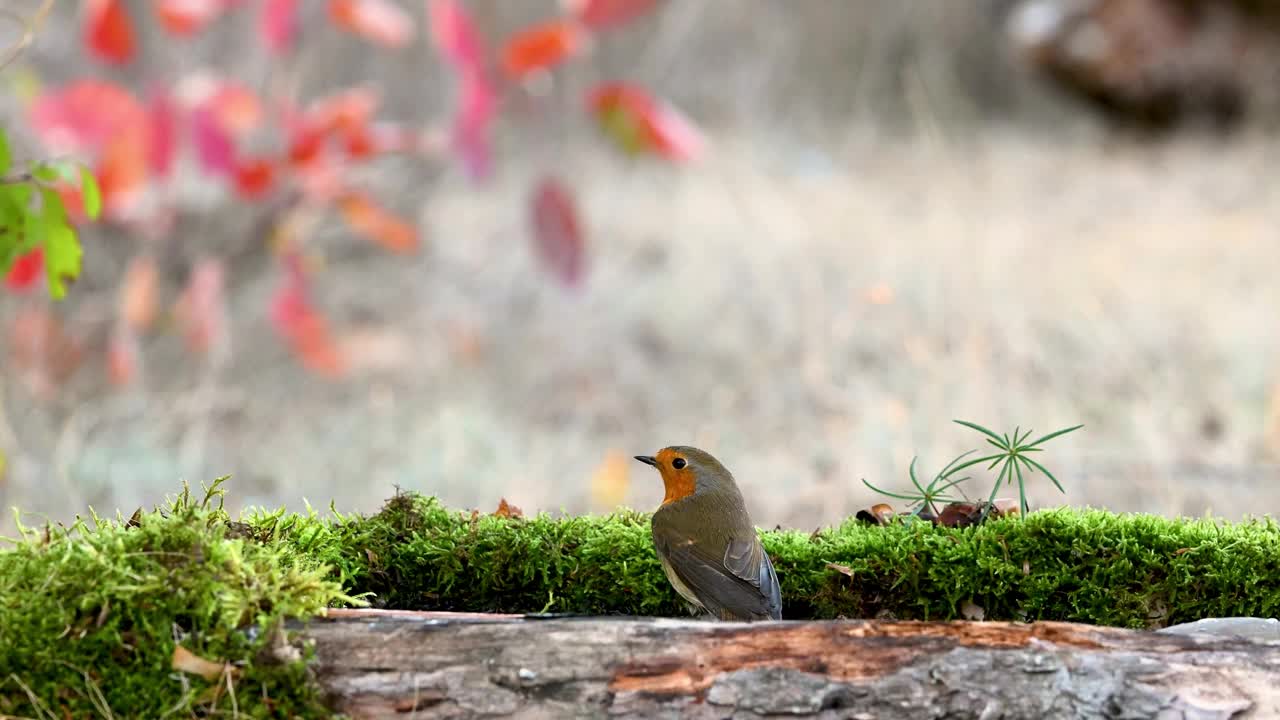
xmin=634 ymin=446 xmax=782 ymax=621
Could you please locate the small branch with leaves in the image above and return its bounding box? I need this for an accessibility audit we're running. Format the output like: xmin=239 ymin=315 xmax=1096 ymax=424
xmin=0 ymin=128 xmax=100 ymax=299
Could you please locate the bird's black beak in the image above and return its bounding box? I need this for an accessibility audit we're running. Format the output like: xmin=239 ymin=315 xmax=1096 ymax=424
xmin=634 ymin=455 xmax=658 ymax=468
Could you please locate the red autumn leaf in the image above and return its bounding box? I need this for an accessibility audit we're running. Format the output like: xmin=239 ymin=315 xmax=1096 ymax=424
xmin=85 ymin=0 xmax=137 ymax=65
xmin=341 ymin=126 xmax=376 ymax=159
xmin=529 ymin=176 xmax=586 ymax=287
xmin=310 ymin=88 xmax=379 ymax=134
xmin=286 ymin=123 xmax=325 ymax=169
xmin=173 ymin=259 xmax=227 ymax=354
xmin=106 ymin=324 xmax=140 ymax=386
xmin=427 ymin=0 xmax=486 ymax=70
xmin=565 ymin=0 xmax=659 ymax=31
xmin=501 ymin=20 xmax=585 ymax=79
xmin=288 ymin=88 xmax=380 ymax=165
xmin=337 ymin=192 xmax=418 ymax=253
xmin=189 ymin=106 xmax=238 ymax=177
xmin=587 ymin=82 xmax=703 ymax=162
xmin=118 ymin=255 xmax=159 ymax=332
xmin=232 ymin=157 xmax=277 ymax=199
xmin=260 ymin=0 xmax=300 ymax=54
xmin=270 ymin=254 xmax=346 ymax=377
xmin=96 ymin=130 xmax=150 ymax=216
xmin=5 ymin=248 xmax=44 ymax=292
xmin=328 ymin=0 xmax=414 ymax=48
xmin=155 ymin=0 xmax=228 ymax=36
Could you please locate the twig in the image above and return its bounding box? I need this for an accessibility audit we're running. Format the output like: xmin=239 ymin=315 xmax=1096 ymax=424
xmin=0 ymin=0 xmax=55 ymax=73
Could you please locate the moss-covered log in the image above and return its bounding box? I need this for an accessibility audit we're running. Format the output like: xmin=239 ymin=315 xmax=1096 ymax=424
xmin=6 ymin=482 xmax=1280 ymax=717
xmin=300 ymin=609 xmax=1280 ymax=719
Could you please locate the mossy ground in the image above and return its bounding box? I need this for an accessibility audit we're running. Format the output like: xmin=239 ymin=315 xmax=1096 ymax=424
xmin=5 ymin=481 xmax=1280 ymax=717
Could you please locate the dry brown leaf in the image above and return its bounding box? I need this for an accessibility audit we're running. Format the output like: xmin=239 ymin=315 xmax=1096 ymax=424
xmin=826 ymin=562 xmax=855 ymax=577
xmin=855 ymin=503 xmax=896 ymax=525
xmin=493 ymin=498 xmax=523 ymax=519
xmin=589 ymin=449 xmax=631 ymax=511
xmin=172 ymin=645 xmax=234 ymax=681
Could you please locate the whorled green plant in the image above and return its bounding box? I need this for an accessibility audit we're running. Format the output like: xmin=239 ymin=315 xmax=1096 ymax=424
xmin=864 ymin=419 xmax=1084 ymax=516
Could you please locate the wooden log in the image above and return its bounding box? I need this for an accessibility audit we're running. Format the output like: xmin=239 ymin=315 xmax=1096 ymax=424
xmin=294 ymin=609 xmax=1280 ymax=719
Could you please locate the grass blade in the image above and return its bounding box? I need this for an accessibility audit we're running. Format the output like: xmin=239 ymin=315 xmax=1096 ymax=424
xmin=861 ymin=478 xmax=926 ymax=502
xmin=1027 ymin=424 xmax=1085 ymax=448
xmin=1020 ymin=455 xmax=1066 ymax=493
xmin=953 ymin=419 xmax=1005 ymax=445
xmin=948 ymin=453 xmax=1006 ymax=474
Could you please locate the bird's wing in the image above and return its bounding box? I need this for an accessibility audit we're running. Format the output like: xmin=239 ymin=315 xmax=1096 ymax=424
xmin=723 ymin=536 xmax=782 ymax=620
xmin=654 ymin=528 xmax=781 ymax=621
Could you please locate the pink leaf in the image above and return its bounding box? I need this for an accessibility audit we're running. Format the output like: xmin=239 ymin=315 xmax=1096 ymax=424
xmin=529 ymin=176 xmax=586 ymax=288
xmin=173 ymin=258 xmax=227 ymax=354
xmin=146 ymin=86 xmax=179 ymax=179
xmin=454 ymin=72 xmax=497 ymax=181
xmin=427 ymin=0 xmax=497 ymax=181
xmin=427 ymin=0 xmax=486 ymax=69
xmin=189 ymin=106 xmax=237 ymax=177
xmin=29 ymin=80 xmax=145 ymax=154
xmin=260 ymin=0 xmax=300 ymax=54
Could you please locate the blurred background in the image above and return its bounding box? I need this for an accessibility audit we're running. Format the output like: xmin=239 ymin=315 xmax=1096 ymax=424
xmin=2 ymin=0 xmax=1280 ymax=535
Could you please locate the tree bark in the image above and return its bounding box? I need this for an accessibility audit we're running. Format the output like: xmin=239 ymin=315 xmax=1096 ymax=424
xmin=297 ymin=609 xmax=1280 ymax=719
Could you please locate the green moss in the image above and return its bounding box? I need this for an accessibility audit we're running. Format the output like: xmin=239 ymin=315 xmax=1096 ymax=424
xmin=6 ymin=483 xmax=1280 ymax=717
xmin=0 ymin=479 xmax=358 ymax=719
xmin=259 ymin=493 xmax=1280 ymax=628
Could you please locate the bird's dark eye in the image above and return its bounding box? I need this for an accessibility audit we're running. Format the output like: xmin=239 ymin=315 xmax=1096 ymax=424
xmin=672 ymin=458 xmax=687 ymax=470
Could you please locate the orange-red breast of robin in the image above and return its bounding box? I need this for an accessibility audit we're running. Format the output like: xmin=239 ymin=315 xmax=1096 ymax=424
xmin=634 ymin=446 xmax=782 ymax=621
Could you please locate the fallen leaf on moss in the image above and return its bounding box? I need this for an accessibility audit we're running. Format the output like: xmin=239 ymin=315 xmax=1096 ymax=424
xmin=854 ymin=503 xmax=896 ymax=525
xmin=494 ymin=498 xmax=523 ymax=519
xmin=172 ymin=645 xmax=234 ymax=681
xmin=826 ymin=562 xmax=854 ymax=577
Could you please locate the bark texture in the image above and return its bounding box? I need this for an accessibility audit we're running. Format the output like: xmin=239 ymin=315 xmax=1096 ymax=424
xmin=295 ymin=609 xmax=1280 ymax=719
